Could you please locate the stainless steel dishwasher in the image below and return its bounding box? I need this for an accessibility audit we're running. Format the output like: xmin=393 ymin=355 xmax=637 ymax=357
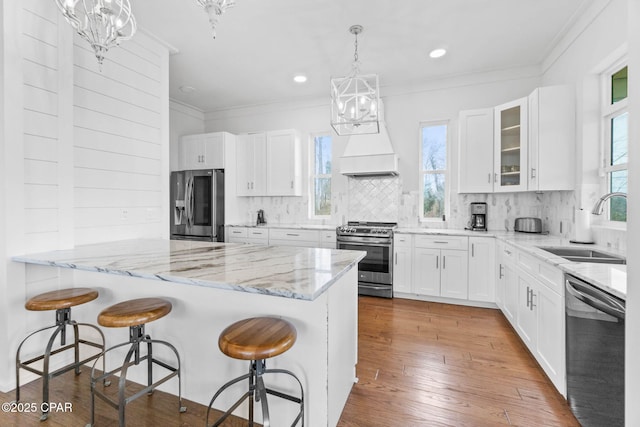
xmin=565 ymin=274 xmax=625 ymax=427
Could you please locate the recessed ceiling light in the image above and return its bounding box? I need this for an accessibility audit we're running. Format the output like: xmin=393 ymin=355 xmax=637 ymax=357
xmin=429 ymin=48 xmax=447 ymax=59
xmin=179 ymin=85 xmax=196 ymax=93
xmin=293 ymin=74 xmax=308 ymax=83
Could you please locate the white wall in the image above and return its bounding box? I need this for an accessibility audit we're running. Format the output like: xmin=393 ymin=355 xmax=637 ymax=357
xmin=169 ymin=100 xmax=205 ymax=171
xmin=0 ymin=2 xmax=170 ymax=391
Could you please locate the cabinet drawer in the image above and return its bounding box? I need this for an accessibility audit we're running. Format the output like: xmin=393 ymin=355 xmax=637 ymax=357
xmin=414 ymin=235 xmax=468 ymax=250
xmin=517 ymin=251 xmax=563 ymax=294
xmin=246 ymin=228 xmax=268 ymax=239
xmin=501 ymin=243 xmax=516 ymax=262
xmin=228 ymin=227 xmax=248 ymax=238
xmin=320 ymin=230 xmax=337 ymax=245
xmin=394 ymin=233 xmax=413 ymax=248
xmin=269 ymin=228 xmax=319 ymax=242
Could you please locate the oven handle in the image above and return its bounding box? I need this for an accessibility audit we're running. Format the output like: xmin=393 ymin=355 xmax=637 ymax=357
xmin=565 ymin=278 xmax=625 ymax=320
xmin=336 ymin=240 xmax=392 ymax=247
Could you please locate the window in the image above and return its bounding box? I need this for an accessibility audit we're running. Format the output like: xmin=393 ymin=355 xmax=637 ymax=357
xmin=420 ymin=121 xmax=448 ymax=220
xmin=310 ymin=134 xmax=332 ymax=217
xmin=602 ymin=64 xmax=628 ymax=222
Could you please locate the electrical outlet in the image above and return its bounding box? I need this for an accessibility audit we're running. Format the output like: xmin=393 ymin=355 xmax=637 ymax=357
xmin=121 ymin=209 xmax=129 ymax=221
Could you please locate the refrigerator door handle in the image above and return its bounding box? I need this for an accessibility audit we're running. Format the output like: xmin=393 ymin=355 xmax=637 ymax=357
xmin=185 ymin=176 xmax=194 ymax=228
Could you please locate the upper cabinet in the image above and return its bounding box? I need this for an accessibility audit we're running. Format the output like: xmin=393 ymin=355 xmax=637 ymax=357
xmin=528 ymin=86 xmax=575 ymax=192
xmin=179 ymin=132 xmax=227 ymax=170
xmin=494 ymin=97 xmax=528 ymax=192
xmin=236 ymin=133 xmax=267 ymax=196
xmin=458 ymin=108 xmax=494 ymax=193
xmin=236 ymin=129 xmax=301 ymax=197
xmin=458 ymin=86 xmax=575 ymax=194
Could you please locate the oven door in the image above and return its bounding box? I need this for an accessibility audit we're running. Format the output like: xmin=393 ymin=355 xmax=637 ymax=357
xmin=337 ymin=240 xmax=393 ymax=297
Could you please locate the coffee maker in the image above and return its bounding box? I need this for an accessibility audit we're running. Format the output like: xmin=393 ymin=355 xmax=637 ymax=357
xmin=470 ymin=203 xmax=487 ymax=231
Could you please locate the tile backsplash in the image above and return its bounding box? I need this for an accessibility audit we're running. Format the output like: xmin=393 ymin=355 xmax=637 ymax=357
xmin=347 ymin=176 xmax=400 ymax=222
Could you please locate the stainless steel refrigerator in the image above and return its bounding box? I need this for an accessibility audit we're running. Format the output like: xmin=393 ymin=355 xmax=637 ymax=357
xmin=170 ymin=169 xmax=224 ymax=242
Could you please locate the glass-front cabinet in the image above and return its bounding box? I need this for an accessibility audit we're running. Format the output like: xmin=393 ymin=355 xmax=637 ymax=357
xmin=494 ymin=97 xmax=528 ymax=192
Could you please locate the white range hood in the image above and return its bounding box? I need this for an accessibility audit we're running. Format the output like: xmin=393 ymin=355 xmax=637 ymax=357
xmin=340 ymin=121 xmax=398 ymax=176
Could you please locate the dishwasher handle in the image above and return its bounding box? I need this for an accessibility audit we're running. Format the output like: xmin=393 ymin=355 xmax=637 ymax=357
xmin=565 ymin=277 xmax=625 ymax=320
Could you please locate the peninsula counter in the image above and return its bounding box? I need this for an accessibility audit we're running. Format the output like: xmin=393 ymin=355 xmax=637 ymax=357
xmin=14 ymin=239 xmax=365 ymax=426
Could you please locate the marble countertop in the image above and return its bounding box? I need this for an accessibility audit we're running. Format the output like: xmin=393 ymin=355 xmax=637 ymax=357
xmin=13 ymin=239 xmax=366 ymax=301
xmin=226 ymin=223 xmax=337 ymax=231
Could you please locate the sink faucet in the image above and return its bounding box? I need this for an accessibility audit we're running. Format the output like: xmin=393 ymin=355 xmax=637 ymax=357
xmin=591 ymin=192 xmax=627 ymax=215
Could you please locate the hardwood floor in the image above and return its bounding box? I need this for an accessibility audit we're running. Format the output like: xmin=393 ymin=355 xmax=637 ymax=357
xmin=0 ymin=297 xmax=579 ymax=426
xmin=338 ymin=297 xmax=579 ymax=426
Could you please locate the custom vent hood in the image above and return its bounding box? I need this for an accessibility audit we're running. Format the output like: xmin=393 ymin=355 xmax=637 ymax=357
xmin=339 ymin=103 xmax=398 ymax=176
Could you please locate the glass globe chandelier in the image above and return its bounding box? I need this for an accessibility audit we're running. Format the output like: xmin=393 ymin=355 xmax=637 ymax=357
xmin=195 ymin=0 xmax=236 ymax=38
xmin=330 ymin=25 xmax=380 ymax=136
xmin=54 ymin=0 xmax=137 ymax=67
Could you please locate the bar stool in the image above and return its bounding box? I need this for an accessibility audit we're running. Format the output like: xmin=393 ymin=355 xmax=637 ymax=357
xmin=87 ymin=297 xmax=186 ymax=427
xmin=206 ymin=317 xmax=304 ymax=427
xmin=16 ymin=287 xmax=106 ymax=421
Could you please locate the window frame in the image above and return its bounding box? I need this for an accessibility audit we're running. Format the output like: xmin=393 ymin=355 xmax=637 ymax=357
xmin=309 ymin=132 xmax=333 ymax=220
xmin=418 ymin=120 xmax=450 ymax=222
xmin=600 ymin=59 xmax=628 ymax=225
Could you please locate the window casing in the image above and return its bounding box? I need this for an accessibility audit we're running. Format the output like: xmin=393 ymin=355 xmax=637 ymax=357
xmin=601 ymin=63 xmax=628 ymax=223
xmin=419 ymin=121 xmax=449 ymax=221
xmin=310 ymin=133 xmax=332 ymax=218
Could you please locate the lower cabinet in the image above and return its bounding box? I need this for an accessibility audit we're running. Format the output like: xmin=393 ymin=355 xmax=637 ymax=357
xmin=392 ymin=234 xmax=413 ymax=294
xmin=468 ymin=237 xmax=496 ymax=302
xmin=410 ymin=236 xmax=469 ymax=300
xmin=226 ymin=226 xmax=336 ymax=249
xmin=496 ymin=241 xmax=518 ymax=324
xmin=227 ymin=227 xmax=269 ymax=245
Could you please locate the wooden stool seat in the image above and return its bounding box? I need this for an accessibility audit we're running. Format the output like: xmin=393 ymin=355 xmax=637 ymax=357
xmin=98 ymin=297 xmax=172 ymax=328
xmin=25 ymin=287 xmax=98 ymax=311
xmin=218 ymin=317 xmax=297 ymax=361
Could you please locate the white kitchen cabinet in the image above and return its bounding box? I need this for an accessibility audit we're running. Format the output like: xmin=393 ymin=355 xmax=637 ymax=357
xmin=458 ymin=108 xmax=494 ymax=193
xmin=516 ymin=270 xmax=539 ymax=349
xmin=494 ymin=97 xmax=528 ymax=192
xmin=266 ymin=129 xmax=301 ymax=196
xmin=497 ymin=242 xmax=518 ymax=325
xmin=535 ymin=279 xmax=565 ymax=395
xmin=319 ymin=230 xmax=337 ymax=249
xmin=412 ymin=236 xmax=468 ymax=299
xmin=227 ymin=227 xmax=269 ymax=245
xmin=527 ymin=85 xmax=575 ymax=191
xmin=236 ymin=133 xmax=267 ymax=196
xmin=468 ymin=237 xmax=496 ymax=302
xmin=393 ymin=233 xmax=413 ymax=294
xmin=269 ymin=228 xmax=319 ymax=248
xmin=179 ymin=132 xmax=226 ymax=170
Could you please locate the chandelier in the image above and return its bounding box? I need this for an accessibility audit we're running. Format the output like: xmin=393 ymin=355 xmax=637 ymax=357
xmin=55 ymin=0 xmax=137 ymax=67
xmin=330 ymin=25 xmax=380 ymax=136
xmin=196 ymin=0 xmax=236 ymax=38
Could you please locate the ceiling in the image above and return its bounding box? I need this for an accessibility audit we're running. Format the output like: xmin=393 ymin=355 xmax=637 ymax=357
xmin=133 ymin=0 xmax=591 ymax=112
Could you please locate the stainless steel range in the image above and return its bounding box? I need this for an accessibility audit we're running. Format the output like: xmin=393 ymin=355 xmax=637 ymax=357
xmin=336 ymin=221 xmax=396 ymax=298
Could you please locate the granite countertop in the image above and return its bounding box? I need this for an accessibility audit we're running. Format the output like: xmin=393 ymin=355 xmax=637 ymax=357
xmin=226 ymin=223 xmax=337 ymax=231
xmin=12 ymin=239 xmax=365 ymax=301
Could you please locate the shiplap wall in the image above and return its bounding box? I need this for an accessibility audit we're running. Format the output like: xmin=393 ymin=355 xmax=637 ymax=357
xmin=73 ymin=31 xmax=168 ymax=244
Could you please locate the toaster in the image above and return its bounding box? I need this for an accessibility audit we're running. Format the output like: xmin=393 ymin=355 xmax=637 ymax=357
xmin=514 ymin=217 xmax=543 ymax=233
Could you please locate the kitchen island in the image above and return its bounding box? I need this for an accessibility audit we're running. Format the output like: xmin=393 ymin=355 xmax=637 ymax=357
xmin=13 ymin=239 xmax=365 ymax=426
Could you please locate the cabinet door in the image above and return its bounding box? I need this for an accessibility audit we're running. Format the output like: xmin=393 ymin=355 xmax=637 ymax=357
xmin=412 ymin=248 xmax=440 ymax=296
xmin=202 ymin=133 xmax=225 ymax=169
xmin=393 ymin=245 xmax=413 ymax=294
xmin=535 ymin=284 xmax=565 ymax=394
xmin=440 ymin=249 xmax=468 ymax=300
xmin=516 ymin=272 xmax=537 ymax=352
xmin=266 ymin=130 xmax=301 ymax=196
xmin=236 ymin=134 xmax=253 ymax=196
xmin=494 ymin=97 xmax=528 ymax=192
xmin=468 ymin=237 xmax=496 ymax=302
xmin=179 ymin=134 xmax=202 ymax=170
xmin=458 ymin=108 xmax=494 ymax=193
xmin=502 ymin=262 xmax=518 ymax=325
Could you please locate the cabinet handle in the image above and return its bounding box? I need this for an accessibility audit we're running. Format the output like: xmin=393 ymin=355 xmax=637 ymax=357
xmin=286 ymin=233 xmax=299 ymax=237
xmin=291 ymin=180 xmax=293 ymax=189
xmin=526 ymin=286 xmax=531 ymax=308
xmin=436 ymin=256 xmax=439 ymax=269
xmin=247 ymin=182 xmax=250 ymax=190
xmin=531 ymin=168 xmax=537 ymax=179
xmin=251 ymin=182 xmax=254 ymax=189
xmin=471 ymin=243 xmax=475 ymax=257
xmin=488 ymin=173 xmax=491 ymax=183
xmin=434 ymin=241 xmax=448 ymax=244
xmin=494 ymin=173 xmax=498 ymax=183
xmin=499 ymin=264 xmax=504 ymax=279
xmin=504 ymin=249 xmax=512 ymax=256
xmin=395 ymin=252 xmax=397 ymax=265
xmin=530 ymin=291 xmax=536 ymax=310
xmin=443 ymin=255 xmax=446 ymax=269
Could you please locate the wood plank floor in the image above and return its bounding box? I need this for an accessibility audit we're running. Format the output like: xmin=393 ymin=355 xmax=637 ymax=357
xmin=0 ymin=297 xmax=579 ymax=426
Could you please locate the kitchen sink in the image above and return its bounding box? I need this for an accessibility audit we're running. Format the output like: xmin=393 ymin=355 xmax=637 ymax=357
xmin=537 ymin=246 xmax=626 ymax=264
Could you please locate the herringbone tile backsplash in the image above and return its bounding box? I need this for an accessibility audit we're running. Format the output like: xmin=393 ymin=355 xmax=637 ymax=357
xmin=348 ymin=177 xmax=400 ymax=222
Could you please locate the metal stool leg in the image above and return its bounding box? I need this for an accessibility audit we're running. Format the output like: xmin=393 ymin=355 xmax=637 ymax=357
xmin=15 ymin=323 xmax=58 ymax=404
